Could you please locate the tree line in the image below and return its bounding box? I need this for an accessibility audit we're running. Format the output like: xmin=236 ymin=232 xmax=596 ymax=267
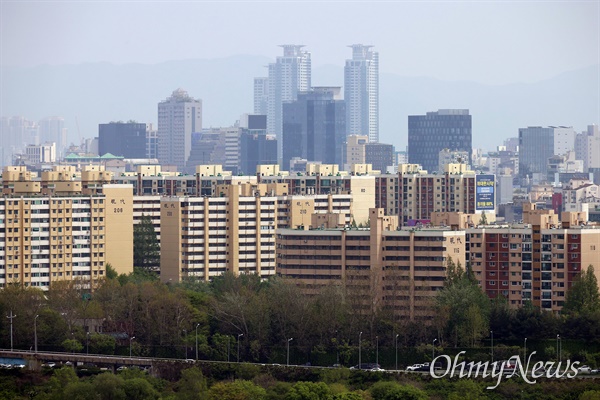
xmin=1 ymin=258 xmax=600 ymax=368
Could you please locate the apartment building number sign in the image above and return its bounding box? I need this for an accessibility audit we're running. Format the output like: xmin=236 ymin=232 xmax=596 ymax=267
xmin=475 ymin=174 xmax=495 ymax=211
xmin=110 ymin=198 xmax=126 ymax=213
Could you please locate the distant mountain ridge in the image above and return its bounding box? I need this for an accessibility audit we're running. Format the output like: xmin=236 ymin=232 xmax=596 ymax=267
xmin=1 ymin=56 xmax=598 ymax=151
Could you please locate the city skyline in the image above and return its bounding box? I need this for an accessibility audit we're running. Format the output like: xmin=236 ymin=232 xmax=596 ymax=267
xmin=2 ymin=2 xmax=597 ymax=85
xmin=1 ymin=2 xmax=598 ymax=158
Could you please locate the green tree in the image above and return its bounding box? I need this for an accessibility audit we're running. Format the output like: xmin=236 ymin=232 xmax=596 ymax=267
xmin=332 ymin=393 xmax=363 ymax=400
xmin=62 ymin=338 xmax=83 ymax=353
xmin=436 ymin=258 xmax=490 ymax=347
xmin=580 ymin=390 xmax=600 ymax=400
xmin=123 ymin=378 xmax=159 ymax=400
xmin=176 ymin=367 xmax=207 ymax=400
xmin=370 ymin=381 xmax=427 ymax=400
xmin=93 ymin=373 xmax=126 ymax=400
xmin=563 ymin=265 xmax=600 ymax=315
xmin=63 ymin=381 xmax=98 ymax=400
xmin=46 ymin=367 xmax=80 ymax=399
xmin=89 ymin=334 xmax=117 ymax=355
xmin=285 ymin=382 xmax=331 ymax=400
xmin=207 ymin=380 xmax=266 ymax=400
xmin=134 ymin=214 xmax=160 ymax=272
xmin=479 ymin=212 xmax=488 ymax=225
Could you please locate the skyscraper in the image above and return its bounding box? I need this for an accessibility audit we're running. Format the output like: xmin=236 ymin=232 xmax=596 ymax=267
xmin=39 ymin=117 xmax=67 ymax=158
xmin=240 ymin=115 xmax=277 ymax=175
xmin=267 ymin=45 xmax=311 ymax=164
xmin=575 ymin=125 xmax=600 ymax=172
xmin=408 ymin=109 xmax=472 ymax=173
xmin=282 ymin=87 xmax=346 ymax=169
xmin=518 ymin=126 xmax=575 ymax=179
xmin=344 ymin=44 xmax=379 ymax=143
xmin=99 ymin=122 xmax=148 ymax=158
xmin=254 ymin=77 xmax=269 ymax=115
xmin=157 ymin=88 xmax=202 ymax=170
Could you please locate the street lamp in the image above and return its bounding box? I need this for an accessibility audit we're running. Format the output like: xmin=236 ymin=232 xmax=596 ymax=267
xmin=7 ymin=310 xmax=16 ymax=351
xmin=335 ymin=330 xmax=339 ymax=366
xmin=376 ymin=336 xmax=379 ymax=366
xmin=237 ymin=333 xmax=243 ymax=363
xmin=432 ymin=338 xmax=437 ymax=362
xmin=129 ymin=336 xmax=135 ymax=358
xmin=86 ymin=332 xmax=90 ymax=355
xmin=524 ymin=337 xmax=527 ymax=362
xmin=558 ymin=337 xmax=562 ymax=362
xmin=34 ymin=314 xmax=39 ymax=353
xmin=358 ymin=332 xmax=363 ymax=369
xmin=395 ymin=334 xmax=399 ymax=371
xmin=195 ymin=323 xmax=200 ymax=361
xmin=227 ymin=336 xmax=230 ymax=362
xmin=183 ymin=329 xmax=187 ymax=359
xmin=287 ymin=338 xmax=293 ymax=366
xmin=490 ymin=330 xmax=494 ymax=363
xmin=556 ymin=334 xmax=560 ymax=362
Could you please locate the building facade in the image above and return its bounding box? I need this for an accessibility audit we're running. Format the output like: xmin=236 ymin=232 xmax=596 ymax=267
xmin=0 ymin=167 xmax=134 ymax=289
xmin=365 ymin=142 xmax=395 ymax=173
xmin=282 ymin=87 xmax=346 ymax=170
xmin=240 ymin=115 xmax=277 ymax=175
xmin=277 ymin=208 xmax=466 ymax=320
xmin=344 ymin=44 xmax=379 ymax=143
xmin=99 ymin=122 xmax=148 ymax=159
xmin=408 ymin=109 xmax=472 ymax=173
xmin=575 ymin=125 xmax=600 ymax=172
xmin=519 ymin=126 xmax=575 ymax=180
xmin=267 ymin=45 xmax=311 ymax=164
xmin=159 ymin=183 xmax=355 ymax=283
xmin=157 ymin=89 xmax=202 ymax=171
xmin=467 ymin=204 xmax=600 ymax=313
xmin=254 ymin=77 xmax=269 ymax=115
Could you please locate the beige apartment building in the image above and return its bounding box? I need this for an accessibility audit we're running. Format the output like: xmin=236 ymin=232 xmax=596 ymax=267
xmin=0 ymin=166 xmax=133 ymax=289
xmin=276 ymin=208 xmax=466 ymax=321
xmin=159 ymin=181 xmax=356 ymax=283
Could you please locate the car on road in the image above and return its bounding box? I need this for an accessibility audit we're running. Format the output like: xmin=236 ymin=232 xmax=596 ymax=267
xmin=578 ymin=365 xmax=593 ymax=375
xmin=350 ymin=363 xmax=382 ymax=371
xmin=406 ymin=363 xmax=424 ymax=371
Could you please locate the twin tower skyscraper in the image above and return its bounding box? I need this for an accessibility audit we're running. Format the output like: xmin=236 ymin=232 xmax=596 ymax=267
xmin=253 ymin=44 xmax=379 ymax=164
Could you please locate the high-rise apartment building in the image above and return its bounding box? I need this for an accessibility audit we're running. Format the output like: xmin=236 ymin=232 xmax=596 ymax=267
xmin=0 ymin=117 xmax=38 ymax=167
xmin=282 ymin=87 xmax=346 ymax=169
xmin=159 ymin=183 xmax=355 ymax=282
xmin=254 ymin=77 xmax=269 ymax=115
xmin=0 ymin=166 xmax=134 ymax=289
xmin=345 ymin=135 xmax=368 ymax=170
xmin=344 ymin=44 xmax=379 ymax=143
xmin=365 ymin=143 xmax=395 ymax=173
xmin=575 ymin=125 xmax=600 ymax=172
xmin=390 ymin=164 xmax=492 ymax=226
xmin=519 ymin=126 xmax=575 ymax=180
xmin=99 ymin=122 xmax=148 ymax=159
xmin=157 ymin=89 xmax=202 ymax=171
xmin=239 ymin=115 xmax=277 ymax=175
xmin=267 ymin=45 xmax=311 ymax=164
xmin=408 ymin=109 xmax=472 ymax=173
xmin=277 ymin=208 xmax=466 ymax=320
xmin=467 ymin=204 xmax=600 ymax=313
xmin=39 ymin=117 xmax=67 ymax=158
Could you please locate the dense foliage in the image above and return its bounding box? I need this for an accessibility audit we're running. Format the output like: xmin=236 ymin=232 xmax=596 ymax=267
xmin=2 ymin=363 xmax=600 ymax=400
xmin=0 ymin=263 xmax=599 ymax=369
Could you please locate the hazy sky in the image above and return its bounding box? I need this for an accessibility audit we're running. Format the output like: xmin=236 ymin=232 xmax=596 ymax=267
xmin=1 ymin=1 xmax=598 ymax=85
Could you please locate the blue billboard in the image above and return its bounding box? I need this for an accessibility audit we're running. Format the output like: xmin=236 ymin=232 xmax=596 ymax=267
xmin=476 ymin=174 xmax=495 ymax=211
